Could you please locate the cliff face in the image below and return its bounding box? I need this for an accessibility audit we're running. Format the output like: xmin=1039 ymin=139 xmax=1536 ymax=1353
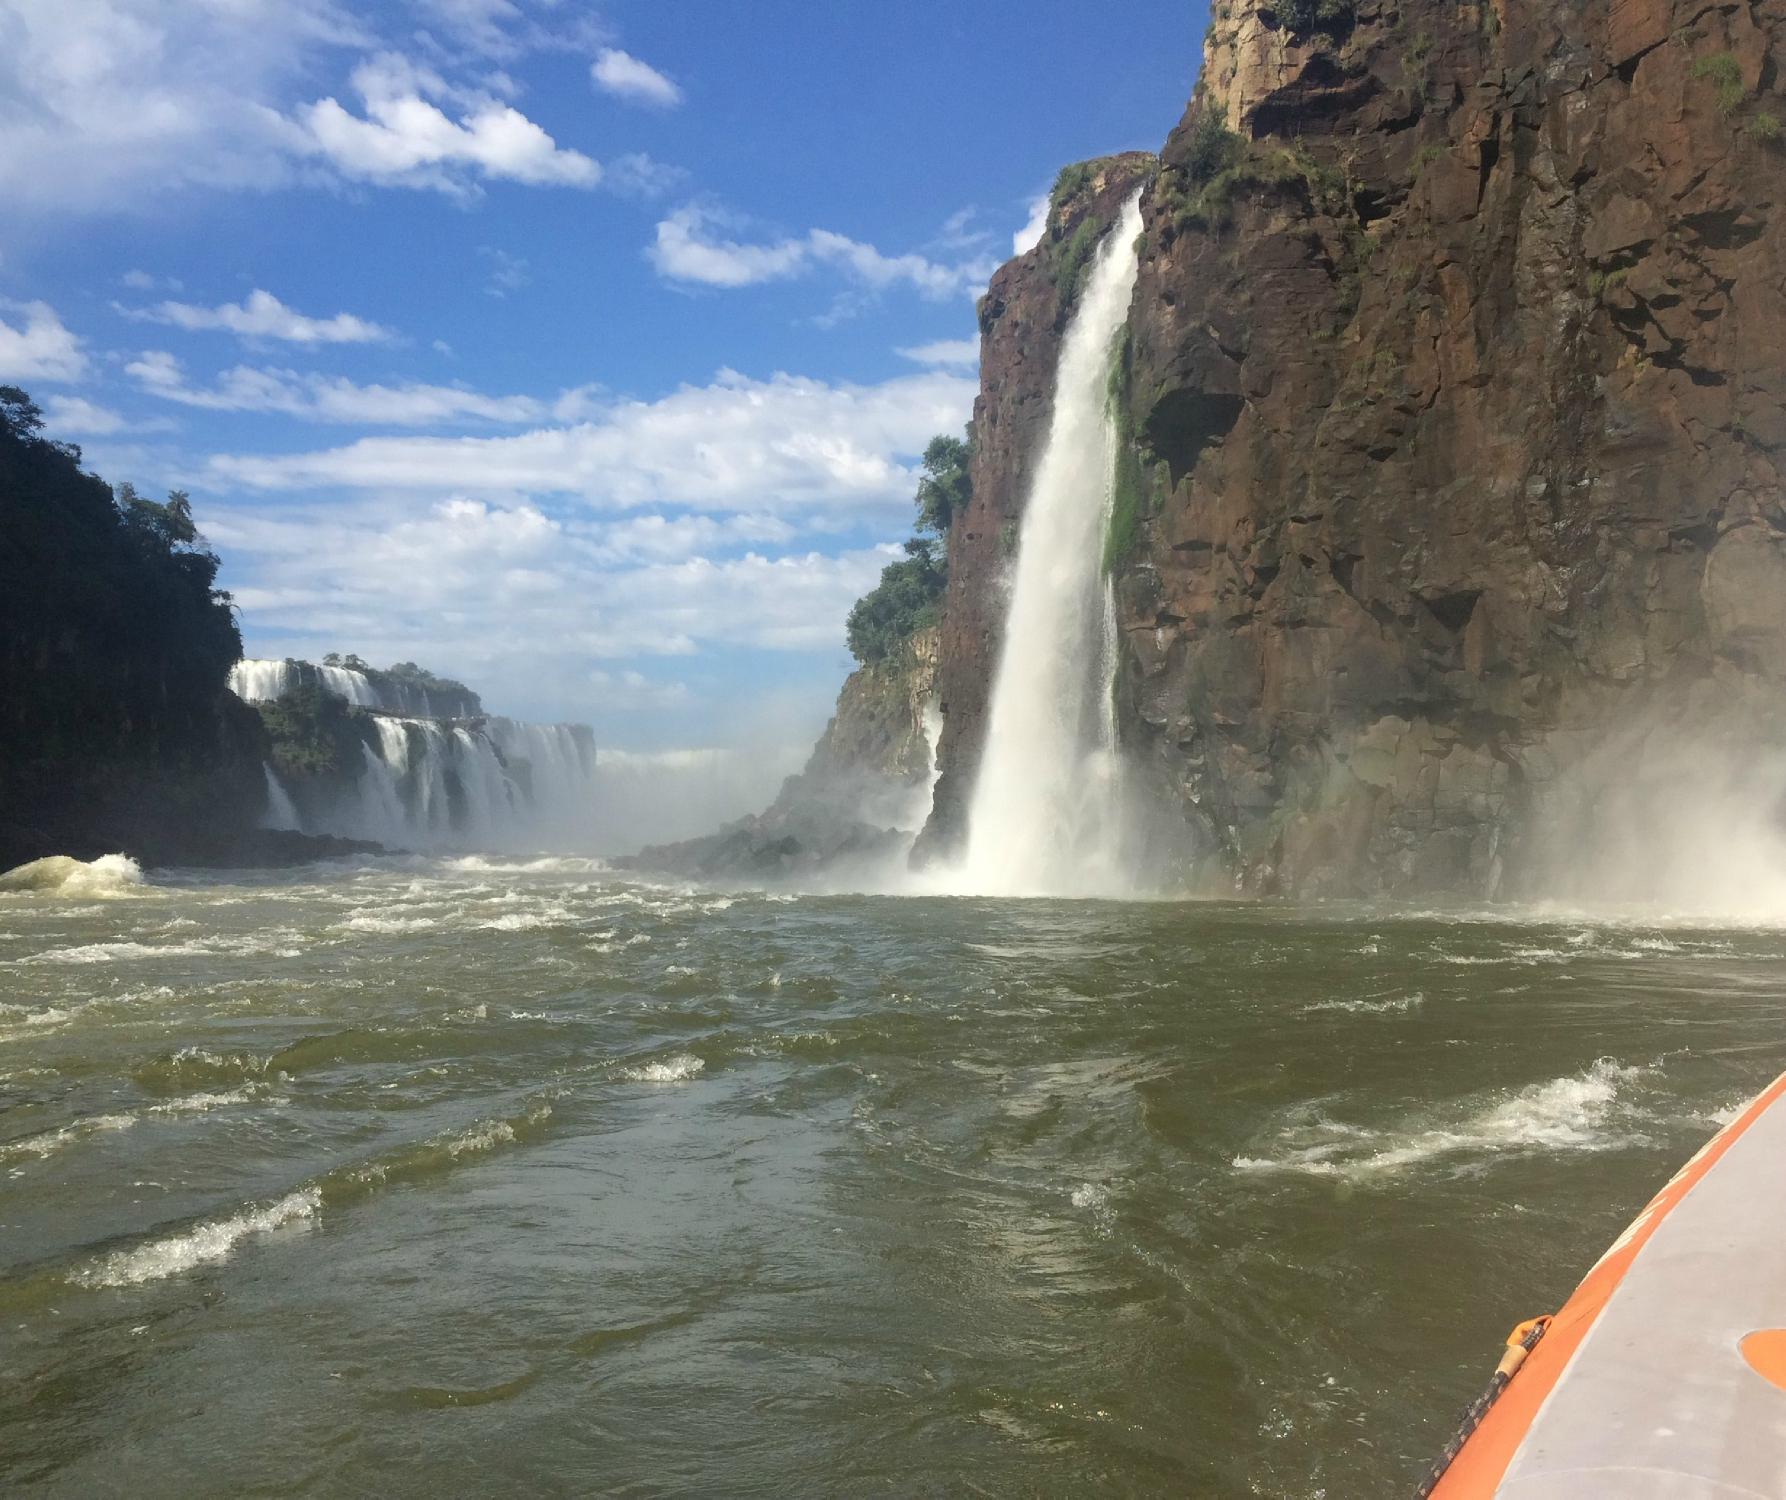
xmin=926 ymin=0 xmax=1786 ymax=897
xmin=625 ymin=631 xmax=940 ymax=881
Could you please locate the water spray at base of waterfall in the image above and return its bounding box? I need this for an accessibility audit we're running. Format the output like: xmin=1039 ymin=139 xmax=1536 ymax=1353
xmin=937 ymin=192 xmax=1151 ymax=900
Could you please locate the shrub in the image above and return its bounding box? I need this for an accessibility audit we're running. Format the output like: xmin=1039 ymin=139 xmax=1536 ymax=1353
xmin=1050 ymin=161 xmax=1095 ymax=211
xmin=1693 ymin=52 xmax=1747 ymax=115
xmin=1053 ymin=216 xmax=1104 ymax=302
xmin=1274 ymin=0 xmax=1355 ymax=36
xmin=1752 ymin=110 xmax=1783 ymax=143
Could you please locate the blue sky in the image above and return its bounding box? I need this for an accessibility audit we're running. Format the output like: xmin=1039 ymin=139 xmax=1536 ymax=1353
xmin=0 ymin=0 xmax=1203 ymax=837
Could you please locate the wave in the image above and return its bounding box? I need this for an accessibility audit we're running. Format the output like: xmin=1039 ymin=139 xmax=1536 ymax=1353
xmin=0 ymin=853 xmax=144 ymax=898
xmin=617 ymin=1053 xmax=705 ymax=1083
xmin=72 ymin=1189 xmax=320 ymax=1288
xmin=1306 ymin=991 xmax=1423 ymax=1016
xmin=1232 ymin=1059 xmax=1645 ymax=1182
xmin=341 ymin=913 xmax=439 ymax=934
xmin=2 ymin=1112 xmax=137 ymax=1161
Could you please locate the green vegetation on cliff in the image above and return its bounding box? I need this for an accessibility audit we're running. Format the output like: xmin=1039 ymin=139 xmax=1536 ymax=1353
xmin=0 ymin=385 xmax=261 ymax=864
xmin=256 ymin=682 xmax=374 ymax=782
xmin=846 ymin=433 xmax=971 ymax=665
xmin=0 ymin=385 xmax=243 ymax=766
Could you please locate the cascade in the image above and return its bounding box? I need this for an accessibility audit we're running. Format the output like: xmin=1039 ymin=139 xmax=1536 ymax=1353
xmin=260 ymin=765 xmax=302 ymax=832
xmin=953 ymin=192 xmax=1145 ymax=898
xmin=230 ymin=658 xmax=598 ymax=851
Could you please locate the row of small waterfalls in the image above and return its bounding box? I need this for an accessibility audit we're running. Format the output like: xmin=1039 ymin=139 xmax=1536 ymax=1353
xmin=229 ymin=661 xmax=598 ymax=853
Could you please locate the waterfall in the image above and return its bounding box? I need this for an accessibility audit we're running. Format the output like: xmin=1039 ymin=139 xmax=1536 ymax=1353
xmin=260 ymin=765 xmax=302 ymax=832
xmin=230 ymin=660 xmax=299 ymax=704
xmin=228 ymin=656 xmax=600 ymax=852
xmin=228 ymin=659 xmax=473 ymax=718
xmin=953 ymin=192 xmax=1145 ymax=898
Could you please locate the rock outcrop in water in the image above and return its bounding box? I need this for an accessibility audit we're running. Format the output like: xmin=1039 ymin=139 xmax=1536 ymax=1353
xmin=919 ymin=0 xmax=1786 ymax=897
xmin=623 ymin=630 xmax=940 ymax=881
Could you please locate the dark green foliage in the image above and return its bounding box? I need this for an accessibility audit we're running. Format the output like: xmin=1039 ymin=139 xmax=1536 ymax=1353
xmin=0 ymin=385 xmax=243 ymax=775
xmin=1053 ymin=215 xmax=1105 ymax=303
xmin=1159 ymin=125 xmax=1342 ymax=233
xmin=1104 ymin=331 xmax=1149 ymax=573
xmin=1184 ymin=113 xmax=1244 ymax=185
xmin=255 ymin=682 xmax=373 ymax=781
xmin=845 ymin=543 xmax=948 ymax=666
xmin=1274 ymin=0 xmax=1355 ymax=36
xmin=1050 ymin=161 xmax=1094 ymax=210
xmin=914 ymin=435 xmax=971 ymax=537
xmin=845 ymin=431 xmax=973 ymax=665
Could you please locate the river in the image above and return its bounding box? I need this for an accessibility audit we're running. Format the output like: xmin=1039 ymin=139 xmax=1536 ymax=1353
xmin=4 ymin=856 xmax=1784 ymax=1496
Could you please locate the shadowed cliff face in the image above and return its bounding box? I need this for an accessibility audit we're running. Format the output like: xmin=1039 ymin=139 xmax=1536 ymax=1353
xmin=925 ymin=0 xmax=1786 ymax=898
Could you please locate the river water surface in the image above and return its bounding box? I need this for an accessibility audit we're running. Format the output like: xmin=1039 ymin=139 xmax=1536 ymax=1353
xmin=4 ymin=856 xmax=1785 ymax=1497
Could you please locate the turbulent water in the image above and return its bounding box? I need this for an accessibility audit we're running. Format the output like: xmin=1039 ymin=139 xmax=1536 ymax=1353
xmin=954 ymin=194 xmax=1144 ymax=900
xmin=6 ymin=858 xmax=1786 ymax=1496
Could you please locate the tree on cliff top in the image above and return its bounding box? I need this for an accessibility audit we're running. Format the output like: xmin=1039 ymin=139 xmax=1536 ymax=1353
xmin=0 ymin=384 xmax=242 ymax=771
xmin=846 ymin=431 xmax=971 ymax=665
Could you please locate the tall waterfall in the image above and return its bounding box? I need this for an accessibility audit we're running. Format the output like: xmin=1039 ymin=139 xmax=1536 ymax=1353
xmin=954 ymin=193 xmax=1145 ymax=898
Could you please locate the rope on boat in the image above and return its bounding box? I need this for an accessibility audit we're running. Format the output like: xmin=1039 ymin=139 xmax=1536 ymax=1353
xmin=1413 ymin=1315 xmax=1551 ymax=1498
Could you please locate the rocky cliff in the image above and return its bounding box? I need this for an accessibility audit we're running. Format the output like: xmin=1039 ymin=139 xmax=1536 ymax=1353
xmin=623 ymin=630 xmax=940 ymax=881
xmin=923 ymin=0 xmax=1786 ymax=898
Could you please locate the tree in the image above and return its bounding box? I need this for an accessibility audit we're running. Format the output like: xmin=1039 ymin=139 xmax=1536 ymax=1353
xmin=915 ymin=434 xmax=971 ymax=540
xmin=843 ymin=429 xmax=973 ymax=665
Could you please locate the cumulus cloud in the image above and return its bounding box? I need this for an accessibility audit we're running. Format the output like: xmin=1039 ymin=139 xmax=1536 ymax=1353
xmin=204 ymin=490 xmax=891 ymax=721
xmin=119 ymin=290 xmax=392 ymax=345
xmin=0 ymin=4 xmax=608 ymax=210
xmin=591 ymin=48 xmax=682 ymax=108
xmin=0 ymin=300 xmax=88 ymax=382
xmin=896 ymin=338 xmax=979 ymax=368
xmin=650 ymin=206 xmax=999 ymax=300
xmin=289 ymin=52 xmax=599 ymax=193
xmin=126 ymin=350 xmax=600 ymax=427
xmin=1013 ymin=194 xmax=1051 ymax=256
xmin=208 ymin=367 xmax=976 ymax=511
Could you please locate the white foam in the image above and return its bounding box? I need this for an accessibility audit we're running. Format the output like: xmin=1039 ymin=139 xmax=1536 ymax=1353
xmin=74 ymin=1188 xmax=320 ymax=1287
xmin=146 ymin=1088 xmax=261 ymax=1116
xmin=619 ymin=1054 xmax=705 ymax=1083
xmin=342 ymin=913 xmax=439 ymax=934
xmin=2 ymin=1112 xmax=137 ymax=1160
xmin=0 ymin=853 xmax=145 ymax=898
xmin=1233 ymin=1060 xmax=1644 ymax=1182
xmin=1307 ymin=992 xmax=1424 ymax=1015
xmin=21 ymin=939 xmax=213 ymax=965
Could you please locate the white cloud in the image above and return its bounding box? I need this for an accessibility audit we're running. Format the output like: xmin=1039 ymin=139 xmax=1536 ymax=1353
xmin=127 ymin=350 xmax=600 ymax=427
xmin=290 ymin=52 xmax=599 ymax=193
xmin=0 ymin=7 xmax=608 ymax=210
xmin=208 ymin=367 xmax=977 ymax=511
xmin=1013 ymin=194 xmax=1050 ymax=255
xmin=120 ymin=289 xmax=392 ymax=345
xmin=480 ymin=247 xmax=531 ymax=298
xmin=0 ymin=0 xmax=364 ymax=211
xmin=650 ymin=206 xmax=999 ymax=300
xmin=212 ymin=492 xmax=893 ymax=662
xmin=0 ymin=300 xmax=88 ymax=382
xmin=39 ymin=394 xmax=174 ymax=437
xmin=591 ymin=48 xmax=682 ymax=108
xmin=896 ymin=338 xmax=979 ymax=369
